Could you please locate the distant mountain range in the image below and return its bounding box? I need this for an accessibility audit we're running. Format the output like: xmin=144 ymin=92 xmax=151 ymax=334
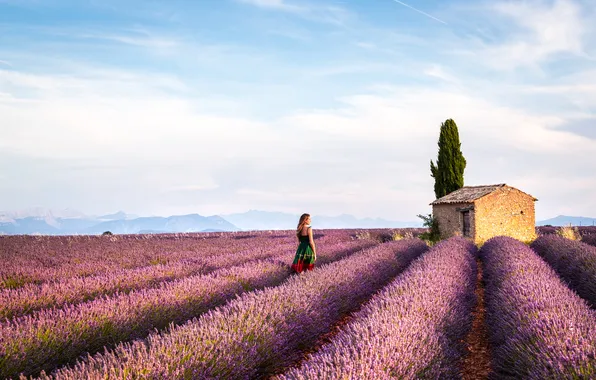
xmin=536 ymin=215 xmax=596 ymax=227
xmin=0 ymin=208 xmax=421 ymax=235
xmin=0 ymin=208 xmax=239 ymax=235
xmin=1 ymin=208 xmax=592 ymax=235
xmin=221 ymin=210 xmax=420 ymax=230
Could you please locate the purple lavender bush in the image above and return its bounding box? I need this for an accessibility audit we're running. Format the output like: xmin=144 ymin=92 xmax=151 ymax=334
xmin=0 ymin=242 xmax=297 ymax=320
xmin=531 ymin=235 xmax=596 ymax=308
xmin=276 ymin=237 xmax=477 ymax=379
xmin=38 ymin=240 xmax=427 ymax=380
xmin=578 ymin=226 xmax=596 ymax=237
xmin=582 ymin=233 xmax=596 ymax=247
xmin=0 ymin=230 xmax=356 ymax=289
xmin=0 ymin=233 xmax=293 ymax=288
xmin=481 ymin=236 xmax=596 ymax=379
xmin=535 ymin=225 xmax=557 ymax=236
xmin=1 ymin=240 xmax=374 ymax=379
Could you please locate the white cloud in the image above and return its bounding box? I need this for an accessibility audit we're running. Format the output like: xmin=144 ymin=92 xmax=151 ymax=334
xmin=236 ymin=0 xmax=352 ymax=26
xmin=424 ymin=64 xmax=459 ymax=84
xmin=482 ymin=0 xmax=588 ymax=70
xmin=82 ymin=33 xmax=180 ymax=49
xmin=1 ymin=0 xmax=595 ymax=220
xmin=284 ymin=87 xmax=594 ymax=154
xmin=0 ymin=69 xmax=288 ymax=162
xmin=237 ymin=0 xmax=304 ymax=12
xmin=2 ymin=53 xmax=596 ymax=218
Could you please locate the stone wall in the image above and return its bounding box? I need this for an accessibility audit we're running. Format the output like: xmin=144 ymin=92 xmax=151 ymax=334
xmin=473 ymin=186 xmax=536 ymax=244
xmin=433 ymin=186 xmax=536 ymax=245
xmin=433 ymin=203 xmax=474 ymax=240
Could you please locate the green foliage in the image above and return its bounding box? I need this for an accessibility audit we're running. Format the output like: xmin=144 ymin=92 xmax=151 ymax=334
xmin=1 ymin=276 xmax=27 ymax=290
xmin=430 ymin=119 xmax=467 ymax=199
xmin=102 ymin=231 xmax=113 ymax=236
xmin=417 ymin=214 xmax=441 ymax=244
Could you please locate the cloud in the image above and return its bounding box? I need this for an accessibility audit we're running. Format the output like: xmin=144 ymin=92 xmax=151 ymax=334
xmin=81 ymin=33 xmax=180 ymax=50
xmin=480 ymin=0 xmax=589 ymax=70
xmin=424 ymin=64 xmax=459 ymax=84
xmin=1 ymin=0 xmax=595 ymax=220
xmin=284 ymin=86 xmax=594 ymax=154
xmin=236 ymin=0 xmax=304 ymax=13
xmin=3 ymin=0 xmax=596 ymax=214
xmin=2 ymin=63 xmax=595 ymax=219
xmin=236 ymin=0 xmax=352 ymax=26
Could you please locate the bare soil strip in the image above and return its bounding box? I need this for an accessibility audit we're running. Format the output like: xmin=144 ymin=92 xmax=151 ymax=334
xmin=264 ymin=292 xmax=370 ymax=380
xmin=461 ymin=258 xmax=492 ymax=380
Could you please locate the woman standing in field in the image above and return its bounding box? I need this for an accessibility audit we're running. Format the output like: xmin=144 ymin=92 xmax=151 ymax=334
xmin=291 ymin=213 xmax=317 ymax=274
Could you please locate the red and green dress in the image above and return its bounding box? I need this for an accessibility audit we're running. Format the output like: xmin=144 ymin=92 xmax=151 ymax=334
xmin=291 ymin=234 xmax=315 ymax=273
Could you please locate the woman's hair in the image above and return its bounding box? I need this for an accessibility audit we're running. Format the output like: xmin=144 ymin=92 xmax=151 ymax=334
xmin=296 ymin=213 xmax=310 ymax=236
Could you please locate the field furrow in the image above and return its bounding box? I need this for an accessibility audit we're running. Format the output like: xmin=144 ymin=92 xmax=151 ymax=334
xmin=0 ymin=242 xmax=299 ymax=319
xmin=277 ymin=237 xmax=477 ymax=379
xmin=36 ymin=239 xmax=427 ymax=380
xmin=481 ymin=236 xmax=596 ymax=379
xmin=0 ymin=233 xmax=308 ymax=288
xmin=531 ymin=235 xmax=596 ymax=308
xmin=0 ymin=240 xmax=375 ymax=379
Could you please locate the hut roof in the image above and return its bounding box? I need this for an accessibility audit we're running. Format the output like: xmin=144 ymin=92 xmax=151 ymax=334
xmin=430 ymin=184 xmax=537 ymax=205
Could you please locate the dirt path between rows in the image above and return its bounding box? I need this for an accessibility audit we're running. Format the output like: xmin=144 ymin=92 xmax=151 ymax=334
xmin=461 ymin=258 xmax=492 ymax=379
xmin=267 ymin=258 xmax=493 ymax=379
xmin=264 ymin=291 xmax=370 ymax=380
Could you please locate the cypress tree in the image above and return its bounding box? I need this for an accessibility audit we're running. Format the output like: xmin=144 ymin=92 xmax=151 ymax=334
xmin=430 ymin=119 xmax=466 ymax=199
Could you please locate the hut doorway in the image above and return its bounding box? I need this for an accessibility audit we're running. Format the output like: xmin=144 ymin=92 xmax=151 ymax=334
xmin=462 ymin=211 xmax=471 ymax=237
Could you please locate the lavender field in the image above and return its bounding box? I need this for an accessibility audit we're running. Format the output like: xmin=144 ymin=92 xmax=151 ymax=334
xmin=0 ymin=229 xmax=594 ymax=379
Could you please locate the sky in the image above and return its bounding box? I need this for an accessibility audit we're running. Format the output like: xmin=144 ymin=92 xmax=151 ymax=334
xmin=0 ymin=0 xmax=595 ymax=222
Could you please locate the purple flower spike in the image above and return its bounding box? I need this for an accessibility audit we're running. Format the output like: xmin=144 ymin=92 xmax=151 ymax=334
xmin=277 ymin=237 xmax=477 ymax=379
xmin=481 ymin=236 xmax=596 ymax=379
xmin=38 ymin=239 xmax=427 ymax=380
xmin=531 ymin=234 xmax=596 ymax=308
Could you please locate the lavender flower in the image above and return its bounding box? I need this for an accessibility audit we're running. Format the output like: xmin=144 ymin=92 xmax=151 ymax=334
xmin=37 ymin=240 xmax=427 ymax=380
xmin=0 ymin=230 xmax=357 ymax=289
xmin=277 ymin=237 xmax=477 ymax=379
xmin=0 ymin=233 xmax=294 ymax=288
xmin=481 ymin=236 xmax=596 ymax=379
xmin=531 ymin=235 xmax=596 ymax=308
xmin=0 ymin=240 xmax=375 ymax=379
xmin=582 ymin=233 xmax=596 ymax=247
xmin=0 ymin=242 xmax=297 ymax=320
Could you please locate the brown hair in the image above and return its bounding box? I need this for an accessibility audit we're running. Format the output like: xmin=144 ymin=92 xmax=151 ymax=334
xmin=296 ymin=213 xmax=310 ymax=236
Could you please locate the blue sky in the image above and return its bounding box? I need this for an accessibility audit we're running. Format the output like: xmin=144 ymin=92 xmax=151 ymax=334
xmin=0 ymin=0 xmax=595 ymax=221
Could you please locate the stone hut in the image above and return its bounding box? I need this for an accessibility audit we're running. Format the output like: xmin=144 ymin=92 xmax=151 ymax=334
xmin=430 ymin=184 xmax=537 ymax=244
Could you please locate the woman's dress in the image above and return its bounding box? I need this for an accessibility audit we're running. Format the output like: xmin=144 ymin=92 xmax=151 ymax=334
xmin=291 ymin=233 xmax=315 ymax=273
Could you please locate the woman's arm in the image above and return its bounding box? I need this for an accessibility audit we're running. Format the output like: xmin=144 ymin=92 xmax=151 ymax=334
xmin=308 ymin=227 xmax=317 ymax=260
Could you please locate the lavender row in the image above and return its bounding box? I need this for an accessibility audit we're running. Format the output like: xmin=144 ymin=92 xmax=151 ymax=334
xmin=278 ymin=237 xmax=477 ymax=379
xmin=1 ymin=230 xmax=354 ymax=289
xmin=0 ymin=233 xmax=298 ymax=288
xmin=481 ymin=236 xmax=596 ymax=379
xmin=582 ymin=233 xmax=596 ymax=247
xmin=1 ymin=240 xmax=375 ymax=379
xmin=531 ymin=235 xmax=596 ymax=308
xmin=0 ymin=241 xmax=299 ymax=320
xmin=39 ymin=240 xmax=427 ymax=380
xmin=536 ymin=225 xmax=596 ymax=237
